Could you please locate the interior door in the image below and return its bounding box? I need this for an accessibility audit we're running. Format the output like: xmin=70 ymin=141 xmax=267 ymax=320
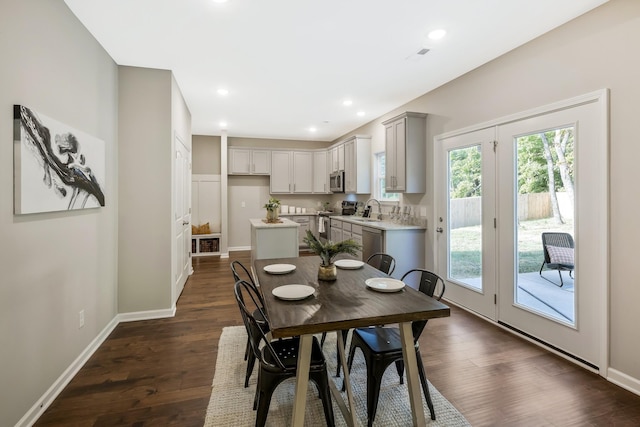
xmin=174 ymin=136 xmax=191 ymax=304
xmin=436 ymin=128 xmax=497 ymax=320
xmin=496 ymin=98 xmax=606 ymax=368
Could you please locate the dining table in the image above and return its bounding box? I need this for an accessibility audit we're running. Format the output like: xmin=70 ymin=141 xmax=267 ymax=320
xmin=252 ymin=256 xmax=450 ymax=427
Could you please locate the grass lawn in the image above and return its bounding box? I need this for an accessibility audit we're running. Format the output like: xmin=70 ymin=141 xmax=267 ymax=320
xmin=450 ymin=217 xmax=573 ymax=278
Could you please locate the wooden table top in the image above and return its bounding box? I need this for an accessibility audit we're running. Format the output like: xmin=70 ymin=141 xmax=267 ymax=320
xmin=253 ymin=257 xmax=450 ymax=338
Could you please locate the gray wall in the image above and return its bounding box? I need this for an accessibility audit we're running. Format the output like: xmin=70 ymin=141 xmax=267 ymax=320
xmin=341 ymin=0 xmax=640 ymax=383
xmin=0 ymin=1 xmax=119 ymax=426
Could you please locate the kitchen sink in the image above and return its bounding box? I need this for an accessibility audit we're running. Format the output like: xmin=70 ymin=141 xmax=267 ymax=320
xmin=351 ymin=217 xmax=381 ymax=223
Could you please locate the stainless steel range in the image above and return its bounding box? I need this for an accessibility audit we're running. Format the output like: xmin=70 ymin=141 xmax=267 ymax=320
xmin=318 ymin=201 xmax=358 ymax=242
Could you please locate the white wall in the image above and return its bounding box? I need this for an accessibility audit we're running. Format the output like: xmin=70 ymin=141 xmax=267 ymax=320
xmin=0 ymin=1 xmax=119 ymax=425
xmin=340 ymin=0 xmax=640 ymax=386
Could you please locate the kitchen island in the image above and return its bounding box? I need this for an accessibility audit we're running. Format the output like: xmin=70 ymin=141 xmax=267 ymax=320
xmin=249 ymin=217 xmax=299 ymax=261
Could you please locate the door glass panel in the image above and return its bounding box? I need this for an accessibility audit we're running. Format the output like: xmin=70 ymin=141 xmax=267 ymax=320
xmin=515 ymin=127 xmax=575 ymax=325
xmin=448 ymin=145 xmax=482 ymax=290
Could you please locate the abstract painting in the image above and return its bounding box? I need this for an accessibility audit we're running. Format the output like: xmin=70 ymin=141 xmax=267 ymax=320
xmin=13 ymin=105 xmax=106 ymax=214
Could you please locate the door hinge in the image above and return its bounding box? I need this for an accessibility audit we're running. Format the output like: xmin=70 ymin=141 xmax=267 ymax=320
xmin=494 ymin=218 xmax=497 ymax=228
xmin=492 ymin=140 xmax=498 ymax=152
xmin=494 ymin=294 xmax=497 ymax=305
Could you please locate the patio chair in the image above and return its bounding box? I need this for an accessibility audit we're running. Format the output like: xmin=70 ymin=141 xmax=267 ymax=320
xmin=539 ymin=232 xmax=574 ymax=287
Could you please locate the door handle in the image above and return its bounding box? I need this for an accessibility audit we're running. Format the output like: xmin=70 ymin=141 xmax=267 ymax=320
xmin=436 ymin=227 xmax=443 ymax=233
xmin=183 ymin=221 xmax=189 ymax=226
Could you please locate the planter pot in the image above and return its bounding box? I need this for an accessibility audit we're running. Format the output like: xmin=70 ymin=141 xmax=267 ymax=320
xmin=318 ymin=263 xmax=337 ymax=281
xmin=266 ymin=209 xmax=279 ymax=223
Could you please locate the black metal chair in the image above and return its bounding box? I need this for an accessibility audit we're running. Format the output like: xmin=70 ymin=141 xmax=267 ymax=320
xmin=344 ymin=269 xmax=445 ymax=426
xmin=539 ymin=232 xmax=574 ymax=287
xmin=231 ymin=260 xmax=269 ymax=387
xmin=234 ymin=280 xmax=335 ymax=427
xmin=365 ymin=252 xmax=396 ymax=275
xmin=321 ymin=253 xmax=397 ymax=376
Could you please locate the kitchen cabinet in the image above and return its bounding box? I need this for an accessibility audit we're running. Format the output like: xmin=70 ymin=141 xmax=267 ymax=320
xmin=330 ymin=218 xmax=343 ymax=242
xmin=281 ymin=215 xmax=314 ymax=249
xmin=270 ymin=151 xmax=313 ymax=193
xmin=329 ymin=144 xmax=345 ymax=173
xmin=343 ymin=135 xmax=371 ymax=194
xmin=228 ymin=148 xmax=271 ymax=175
xmin=313 ymin=151 xmax=330 ymax=193
xmin=382 ymin=112 xmax=426 ymax=193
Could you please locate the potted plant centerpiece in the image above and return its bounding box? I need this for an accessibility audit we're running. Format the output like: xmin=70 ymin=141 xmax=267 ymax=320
xmin=264 ymin=197 xmax=281 ymax=223
xmin=303 ymin=230 xmax=361 ymax=281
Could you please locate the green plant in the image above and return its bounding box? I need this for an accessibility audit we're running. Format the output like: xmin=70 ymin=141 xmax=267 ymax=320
xmin=303 ymin=230 xmax=361 ymax=266
xmin=263 ymin=197 xmax=280 ymax=211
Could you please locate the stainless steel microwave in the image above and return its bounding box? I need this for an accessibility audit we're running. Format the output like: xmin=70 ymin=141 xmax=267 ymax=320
xmin=329 ymin=171 xmax=344 ymax=193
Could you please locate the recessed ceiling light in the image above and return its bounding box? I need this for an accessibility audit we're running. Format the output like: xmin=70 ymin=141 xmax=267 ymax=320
xmin=309 ymin=127 xmax=317 ymax=132
xmin=219 ymin=121 xmax=227 ymax=128
xmin=217 ymin=88 xmax=229 ymax=96
xmin=343 ymin=99 xmax=353 ymax=106
xmin=357 ymin=111 xmax=365 ymax=117
xmin=428 ymin=29 xmax=447 ymax=40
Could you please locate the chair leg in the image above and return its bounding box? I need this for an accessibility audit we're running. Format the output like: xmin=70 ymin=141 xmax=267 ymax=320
xmin=539 ymin=261 xmax=545 ymax=276
xmin=366 ymin=357 xmax=386 ymax=427
xmin=395 ymin=360 xmax=404 ymax=384
xmin=245 ymin=351 xmax=256 ymax=388
xmin=244 ymin=338 xmax=250 ymax=361
xmin=558 ymin=270 xmax=564 ymax=287
xmin=320 ymin=332 xmax=327 ymax=347
xmin=312 ymin=373 xmax=336 ymax=427
xmin=342 ymin=343 xmax=358 ymax=392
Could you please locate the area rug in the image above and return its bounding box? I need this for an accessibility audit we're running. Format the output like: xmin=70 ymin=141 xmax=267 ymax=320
xmin=204 ymin=326 xmax=470 ymax=426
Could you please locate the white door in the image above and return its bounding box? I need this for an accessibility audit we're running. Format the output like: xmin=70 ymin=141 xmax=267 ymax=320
xmin=174 ymin=136 xmax=191 ymax=304
xmin=496 ymin=96 xmax=607 ymax=369
xmin=436 ymin=128 xmax=497 ymax=319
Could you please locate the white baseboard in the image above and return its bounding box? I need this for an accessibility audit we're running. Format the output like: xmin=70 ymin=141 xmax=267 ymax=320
xmin=16 ymin=316 xmax=120 ymax=427
xmin=117 ymin=307 xmax=176 ymax=323
xmin=608 ymin=368 xmax=640 ymax=396
xmin=17 ymin=307 xmax=176 ymax=427
xmin=228 ymin=245 xmax=251 ymax=252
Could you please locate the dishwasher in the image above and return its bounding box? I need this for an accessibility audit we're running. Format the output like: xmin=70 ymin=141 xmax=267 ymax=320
xmin=291 ymin=216 xmax=311 ymax=249
xmin=362 ymin=226 xmax=383 ymax=261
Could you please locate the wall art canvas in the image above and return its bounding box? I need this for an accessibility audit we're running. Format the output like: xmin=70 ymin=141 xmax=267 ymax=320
xmin=13 ymin=105 xmax=106 ymax=214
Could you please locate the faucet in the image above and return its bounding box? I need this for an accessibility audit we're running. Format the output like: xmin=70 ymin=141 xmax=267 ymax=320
xmin=365 ymin=198 xmax=382 ymax=220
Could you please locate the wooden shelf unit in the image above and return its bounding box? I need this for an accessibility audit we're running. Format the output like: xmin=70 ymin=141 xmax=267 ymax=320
xmin=192 ymin=233 xmax=221 ymax=257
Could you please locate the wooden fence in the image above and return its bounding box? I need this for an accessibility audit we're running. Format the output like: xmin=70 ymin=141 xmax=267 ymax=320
xmin=450 ymin=192 xmax=571 ymax=229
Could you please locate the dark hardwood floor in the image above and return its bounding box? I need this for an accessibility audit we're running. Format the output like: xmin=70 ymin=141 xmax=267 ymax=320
xmin=35 ymin=251 xmax=640 ymax=426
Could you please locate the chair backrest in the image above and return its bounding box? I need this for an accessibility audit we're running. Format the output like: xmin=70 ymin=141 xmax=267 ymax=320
xmin=234 ymin=280 xmax=285 ymax=370
xmin=400 ymin=268 xmax=446 ymax=341
xmin=231 ymin=260 xmax=255 ymax=285
xmin=366 ymin=253 xmax=396 ymax=275
xmin=541 ymin=232 xmax=574 ymax=263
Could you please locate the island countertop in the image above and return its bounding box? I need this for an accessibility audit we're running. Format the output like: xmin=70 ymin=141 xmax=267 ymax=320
xmin=249 ymin=217 xmax=299 ymax=229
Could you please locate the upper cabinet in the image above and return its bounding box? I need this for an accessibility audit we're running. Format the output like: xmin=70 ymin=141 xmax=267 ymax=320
xmin=313 ymin=151 xmax=330 ymax=194
xmin=229 ymin=148 xmax=271 ymax=175
xmin=343 ymin=135 xmax=371 ymax=194
xmin=329 ymin=144 xmax=345 ymax=173
xmin=270 ymin=150 xmax=313 ymax=194
xmin=382 ymin=112 xmax=426 ymax=193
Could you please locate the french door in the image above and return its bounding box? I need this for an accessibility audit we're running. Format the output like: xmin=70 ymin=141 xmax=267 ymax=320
xmin=436 ymin=91 xmax=608 ymax=370
xmin=435 ymin=128 xmax=497 ymax=320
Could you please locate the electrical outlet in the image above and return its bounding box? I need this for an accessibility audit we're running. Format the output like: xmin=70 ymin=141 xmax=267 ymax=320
xmin=79 ymin=309 xmax=85 ymax=328
xmin=241 ymin=201 xmax=246 ymax=208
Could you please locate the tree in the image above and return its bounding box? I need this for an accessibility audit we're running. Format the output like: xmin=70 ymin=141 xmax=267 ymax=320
xmin=449 ymin=146 xmax=482 ymax=199
xmin=540 ymin=132 xmax=564 ymax=224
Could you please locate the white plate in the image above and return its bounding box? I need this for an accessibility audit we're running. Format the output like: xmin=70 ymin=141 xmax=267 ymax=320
xmin=263 ymin=264 xmax=296 ymax=274
xmin=365 ymin=277 xmax=406 ymax=293
xmin=272 ymin=284 xmax=316 ymax=301
xmin=335 ymin=259 xmax=365 ymax=269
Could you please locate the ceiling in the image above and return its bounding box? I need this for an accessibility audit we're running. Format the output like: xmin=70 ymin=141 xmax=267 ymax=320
xmin=64 ymin=0 xmax=608 ymax=142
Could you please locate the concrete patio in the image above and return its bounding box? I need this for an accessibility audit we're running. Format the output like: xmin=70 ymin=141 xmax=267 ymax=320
xmin=517 ymin=270 xmax=574 ymax=323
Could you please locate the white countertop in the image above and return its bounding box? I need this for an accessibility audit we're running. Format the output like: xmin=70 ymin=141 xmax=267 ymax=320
xmin=331 ymin=215 xmax=426 ymax=231
xmin=249 ymin=217 xmax=299 ymax=228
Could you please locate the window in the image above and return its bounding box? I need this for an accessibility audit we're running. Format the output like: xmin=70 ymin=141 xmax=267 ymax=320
xmin=374 ymin=152 xmax=399 ymax=202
